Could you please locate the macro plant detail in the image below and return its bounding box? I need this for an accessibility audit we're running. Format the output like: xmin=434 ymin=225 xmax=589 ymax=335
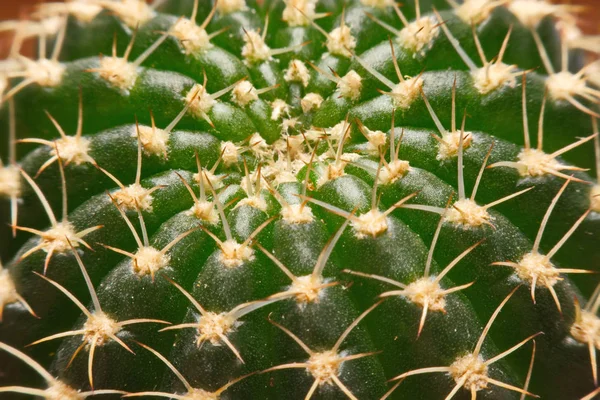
xmin=0 ymin=0 xmax=600 ymax=399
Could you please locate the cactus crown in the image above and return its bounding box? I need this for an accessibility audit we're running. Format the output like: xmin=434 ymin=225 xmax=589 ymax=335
xmin=0 ymin=0 xmax=600 ymax=399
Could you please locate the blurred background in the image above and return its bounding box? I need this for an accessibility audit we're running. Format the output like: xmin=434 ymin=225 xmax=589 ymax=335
xmin=573 ymin=0 xmax=600 ymax=33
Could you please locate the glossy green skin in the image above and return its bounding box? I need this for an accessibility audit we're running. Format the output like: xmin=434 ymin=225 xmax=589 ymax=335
xmin=0 ymin=1 xmax=599 ymax=399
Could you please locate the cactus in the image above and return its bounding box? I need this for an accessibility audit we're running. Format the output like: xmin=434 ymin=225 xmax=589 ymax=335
xmin=1 ymin=0 xmax=600 ymax=398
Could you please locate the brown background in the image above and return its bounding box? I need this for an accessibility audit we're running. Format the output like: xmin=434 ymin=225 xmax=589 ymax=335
xmin=570 ymin=0 xmax=600 ymax=33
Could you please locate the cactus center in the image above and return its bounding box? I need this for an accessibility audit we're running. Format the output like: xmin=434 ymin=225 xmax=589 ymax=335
xmin=96 ymin=57 xmax=138 ymax=90
xmin=236 ymin=196 xmax=268 ymax=211
xmin=0 ymin=165 xmax=21 ymax=197
xmin=378 ymin=160 xmax=410 ymax=185
xmin=82 ymin=311 xmax=121 ymax=346
xmin=327 ymin=25 xmax=356 ymax=57
xmin=307 ymin=350 xmax=342 ymax=384
xmin=52 ymin=136 xmax=92 ymax=165
xmin=186 ymin=84 xmax=216 ymax=119
xmin=270 ymin=99 xmax=290 ymax=120
xmin=239 ymin=173 xmax=265 ymax=197
xmin=281 ymin=204 xmax=315 ymax=224
xmin=444 ymin=199 xmax=492 ymax=228
xmin=391 ymin=76 xmax=424 ymax=109
xmin=515 ymin=252 xmax=561 ymax=288
xmin=290 ymin=275 xmax=325 ymax=304
xmin=219 ymin=241 xmax=254 ymax=268
xmin=263 ymin=161 xmax=300 ymax=186
xmin=362 ymin=127 xmax=387 ymax=155
xmin=26 ymin=59 xmax=65 ymax=87
xmin=405 ymin=278 xmax=447 ymax=312
xmin=0 ymin=269 xmax=19 ymax=311
xmin=220 ymin=141 xmax=241 ymax=167
xmin=37 ymin=3 xmax=101 ymax=23
xmin=231 ymin=81 xmax=258 ymax=107
xmin=59 ymin=3 xmax=103 ymax=23
xmin=216 ymin=0 xmax=246 ymax=14
xmin=449 ymin=353 xmax=489 ymax=392
xmin=455 ymin=0 xmax=499 ymax=24
xmin=352 ymin=210 xmax=389 ymax=238
xmin=113 ymin=184 xmax=154 ymax=211
xmin=365 ymin=129 xmax=387 ymax=148
xmin=516 ymin=148 xmax=563 ymax=177
xmin=171 ymin=19 xmax=213 ymax=54
xmin=398 ymin=17 xmax=440 ymax=56
xmin=301 ymin=93 xmax=324 ymax=113
xmin=317 ymin=162 xmax=347 ymax=187
xmin=325 ymin=121 xmax=352 ymax=142
xmin=182 ymin=388 xmax=219 ymax=400
xmin=507 ymin=0 xmax=557 ymax=28
xmin=194 ymin=169 xmax=223 ymax=191
xmin=133 ymin=125 xmax=169 ymax=158
xmin=242 ymin=30 xmax=271 ymax=64
xmin=337 ymin=70 xmax=363 ymax=100
xmin=285 ymin=60 xmax=310 ymax=88
xmin=0 ymin=77 xmax=7 ymax=101
xmin=437 ymin=130 xmax=473 ymax=160
xmin=278 ymin=135 xmax=306 ymax=158
xmin=339 ymin=153 xmax=361 ymax=165
xmin=360 ymin=0 xmax=395 ymax=8
xmin=248 ymin=133 xmax=271 ymax=159
xmin=98 ymin=0 xmax=155 ymax=28
xmin=132 ymin=247 xmax=170 ymax=277
xmin=571 ymin=310 xmax=600 ymax=349
xmin=41 ymin=222 xmax=80 ymax=253
xmin=196 ymin=312 xmax=236 ymax=346
xmin=546 ymin=71 xmax=587 ymax=101
xmin=283 ymin=0 xmax=317 ymax=27
xmin=591 ymin=185 xmax=600 ymax=213
xmin=472 ymin=63 xmax=518 ymax=94
xmin=39 ymin=16 xmax=64 ymax=36
xmin=44 ymin=381 xmax=83 ymax=400
xmin=187 ymin=201 xmax=219 ymax=225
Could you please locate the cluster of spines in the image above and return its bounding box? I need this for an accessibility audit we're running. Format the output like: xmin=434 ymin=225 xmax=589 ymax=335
xmin=0 ymin=0 xmax=599 ymax=399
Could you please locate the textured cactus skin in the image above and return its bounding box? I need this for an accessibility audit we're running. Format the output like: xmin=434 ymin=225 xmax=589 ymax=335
xmin=1 ymin=0 xmax=600 ymax=399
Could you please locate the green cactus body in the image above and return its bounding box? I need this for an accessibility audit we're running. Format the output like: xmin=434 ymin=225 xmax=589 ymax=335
xmin=1 ymin=0 xmax=600 ymax=399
